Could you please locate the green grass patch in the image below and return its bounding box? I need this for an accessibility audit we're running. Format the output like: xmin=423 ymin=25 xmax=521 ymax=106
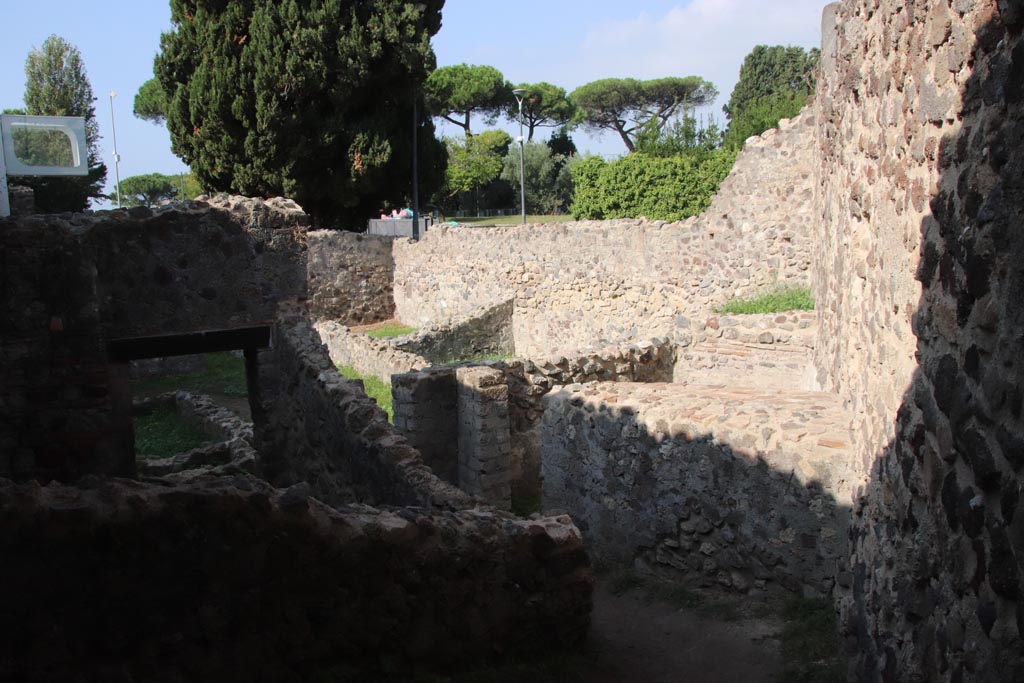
xmin=131 ymin=352 xmax=248 ymax=397
xmin=134 ymin=404 xmax=212 ymax=458
xmin=716 ymin=287 xmax=815 ymax=315
xmin=777 ymin=597 xmax=846 ymax=683
xmin=365 ymin=322 xmax=417 ymax=339
xmin=449 ymin=214 xmax=576 ymax=226
xmin=337 ymin=364 xmax=393 ymax=421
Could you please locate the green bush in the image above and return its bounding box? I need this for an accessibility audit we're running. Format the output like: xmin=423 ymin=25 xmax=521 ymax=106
xmin=569 ymin=148 xmax=737 ymax=222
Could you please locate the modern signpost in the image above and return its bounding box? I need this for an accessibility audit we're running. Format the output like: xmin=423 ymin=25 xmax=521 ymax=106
xmin=0 ymin=114 xmax=89 ymax=218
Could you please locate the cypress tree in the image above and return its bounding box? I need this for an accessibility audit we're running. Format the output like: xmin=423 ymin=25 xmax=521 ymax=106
xmin=156 ymin=0 xmax=446 ymax=228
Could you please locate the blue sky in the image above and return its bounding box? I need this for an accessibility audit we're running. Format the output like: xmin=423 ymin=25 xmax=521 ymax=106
xmin=0 ymin=0 xmax=827 ymax=208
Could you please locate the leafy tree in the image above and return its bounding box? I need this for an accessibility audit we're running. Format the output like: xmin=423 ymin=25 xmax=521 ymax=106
xmin=155 ymin=0 xmax=446 ymax=228
xmin=723 ymin=45 xmax=819 ymax=148
xmin=424 ymin=64 xmax=511 ymax=137
xmin=444 ymin=129 xmax=511 ymax=195
xmin=569 ymin=77 xmax=717 ymax=153
xmin=500 ymin=141 xmax=571 ymax=214
xmin=10 ymin=35 xmax=107 ymax=213
xmin=505 ymin=82 xmax=576 ymax=141
xmin=133 ymin=78 xmax=167 ymax=125
xmin=546 ymin=127 xmax=577 ymax=158
xmin=635 ymin=113 xmax=724 ymax=159
xmin=113 ymin=172 xmax=192 ymax=207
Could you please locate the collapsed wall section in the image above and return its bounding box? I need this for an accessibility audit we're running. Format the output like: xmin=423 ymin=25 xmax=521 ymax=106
xmin=813 ymin=1 xmax=1024 ymax=680
xmin=393 ymin=117 xmax=816 ymax=356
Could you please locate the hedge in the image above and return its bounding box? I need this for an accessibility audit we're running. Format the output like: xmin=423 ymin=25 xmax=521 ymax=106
xmin=569 ymin=149 xmax=737 ymax=222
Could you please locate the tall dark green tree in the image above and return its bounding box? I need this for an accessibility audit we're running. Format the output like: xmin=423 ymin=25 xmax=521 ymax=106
xmin=155 ymin=0 xmax=446 ymax=228
xmin=570 ymin=77 xmax=717 ymax=153
xmin=424 ymin=64 xmax=511 ymax=137
xmin=11 ymin=35 xmax=107 ymax=213
xmin=723 ymin=45 xmax=820 ymax=148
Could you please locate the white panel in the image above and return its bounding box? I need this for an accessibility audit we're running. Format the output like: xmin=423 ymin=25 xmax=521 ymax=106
xmin=1 ymin=114 xmax=89 ymax=177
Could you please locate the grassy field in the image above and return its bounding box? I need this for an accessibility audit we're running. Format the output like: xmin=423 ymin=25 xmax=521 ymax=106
xmin=337 ymin=365 xmax=393 ymax=420
xmin=447 ymin=214 xmax=576 ymax=226
xmin=134 ymin=403 xmax=212 ymax=458
xmin=716 ymin=287 xmax=815 ymax=315
xmin=131 ymin=352 xmax=248 ymax=397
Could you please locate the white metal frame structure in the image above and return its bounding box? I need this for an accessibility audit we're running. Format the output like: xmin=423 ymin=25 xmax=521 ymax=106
xmin=0 ymin=114 xmax=89 ymax=217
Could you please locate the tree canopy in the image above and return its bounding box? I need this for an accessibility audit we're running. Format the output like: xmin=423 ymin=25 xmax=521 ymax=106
xmin=133 ymin=78 xmax=167 ymax=125
xmin=505 ymin=82 xmax=577 ymax=141
xmin=444 ymin=129 xmax=511 ymax=196
xmin=113 ymin=172 xmax=199 ymax=207
xmin=723 ymin=45 xmax=819 ymax=148
xmin=569 ymin=77 xmax=717 ymax=153
xmin=11 ymin=35 xmax=107 ymax=213
xmin=424 ymin=64 xmax=511 ymax=137
xmin=155 ymin=0 xmax=446 ymax=228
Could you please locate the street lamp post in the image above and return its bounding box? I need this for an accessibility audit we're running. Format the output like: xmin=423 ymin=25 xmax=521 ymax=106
xmin=512 ymin=88 xmax=526 ymax=225
xmin=410 ymin=2 xmax=427 ymax=240
xmin=109 ymin=91 xmax=122 ymax=208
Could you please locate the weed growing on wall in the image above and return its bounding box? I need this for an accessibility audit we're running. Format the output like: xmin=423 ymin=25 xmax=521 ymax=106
xmin=716 ymin=287 xmax=814 ymax=314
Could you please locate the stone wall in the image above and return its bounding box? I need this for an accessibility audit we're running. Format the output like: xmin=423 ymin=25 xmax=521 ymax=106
xmin=393 ymin=116 xmax=815 ymax=356
xmin=395 ymin=299 xmax=515 ymax=363
xmin=0 ymin=218 xmax=133 ymax=481
xmin=813 ymin=1 xmax=1024 ymax=680
xmin=307 ymin=230 xmax=395 ymax=325
xmin=0 ymin=196 xmax=310 ymax=481
xmin=89 ymin=198 xmax=308 ymax=339
xmin=315 ymin=319 xmax=429 ymax=384
xmin=541 ymin=382 xmax=853 ymax=596
xmin=0 ymin=475 xmax=592 ymax=681
xmin=134 ymin=391 xmax=258 ymax=478
xmin=674 ymin=312 xmax=818 ymax=390
xmin=253 ymin=306 xmax=471 ymax=510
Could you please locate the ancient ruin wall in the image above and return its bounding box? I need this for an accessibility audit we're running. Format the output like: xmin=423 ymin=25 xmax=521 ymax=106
xmin=813 ymin=1 xmax=1024 ymax=680
xmin=0 ymin=476 xmax=592 ymax=681
xmin=393 ymin=115 xmax=815 ymax=356
xmin=253 ymin=306 xmax=471 ymax=510
xmin=307 ymin=230 xmax=395 ymax=325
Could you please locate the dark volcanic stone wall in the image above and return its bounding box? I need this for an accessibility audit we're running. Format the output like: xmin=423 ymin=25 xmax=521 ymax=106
xmin=814 ymin=1 xmax=1024 ymax=680
xmin=0 ymin=476 xmax=592 ymax=681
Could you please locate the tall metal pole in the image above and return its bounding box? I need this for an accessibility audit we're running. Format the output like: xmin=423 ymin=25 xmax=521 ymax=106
xmin=412 ymin=95 xmax=420 ymax=240
xmin=0 ymin=132 xmax=10 ymax=218
xmin=109 ymin=91 xmax=122 ymax=208
xmin=513 ymin=89 xmax=526 ymax=225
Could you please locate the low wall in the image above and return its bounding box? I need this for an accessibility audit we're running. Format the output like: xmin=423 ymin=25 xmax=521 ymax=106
xmin=134 ymin=391 xmax=258 ymax=478
xmin=315 ymin=320 xmax=429 ymax=384
xmin=307 ymin=230 xmax=395 ymax=325
xmin=393 ymin=112 xmax=816 ymax=357
xmin=542 ymin=382 xmax=854 ymax=596
xmin=673 ymin=312 xmax=817 ymax=390
xmin=253 ymin=306 xmax=468 ymax=510
xmin=395 ymin=299 xmax=515 ymax=363
xmin=392 ymin=339 xmax=676 ymax=498
xmin=0 ymin=476 xmax=592 ymax=681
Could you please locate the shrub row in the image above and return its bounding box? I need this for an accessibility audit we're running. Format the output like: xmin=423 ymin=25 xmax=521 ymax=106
xmin=569 ymin=149 xmax=737 ymax=222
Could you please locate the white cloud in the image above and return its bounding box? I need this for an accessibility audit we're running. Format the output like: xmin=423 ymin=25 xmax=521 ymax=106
xmin=566 ymin=0 xmax=829 ymax=112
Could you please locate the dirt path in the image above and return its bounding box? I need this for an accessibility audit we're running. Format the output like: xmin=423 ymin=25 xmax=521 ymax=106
xmin=581 ymin=577 xmax=783 ymax=683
